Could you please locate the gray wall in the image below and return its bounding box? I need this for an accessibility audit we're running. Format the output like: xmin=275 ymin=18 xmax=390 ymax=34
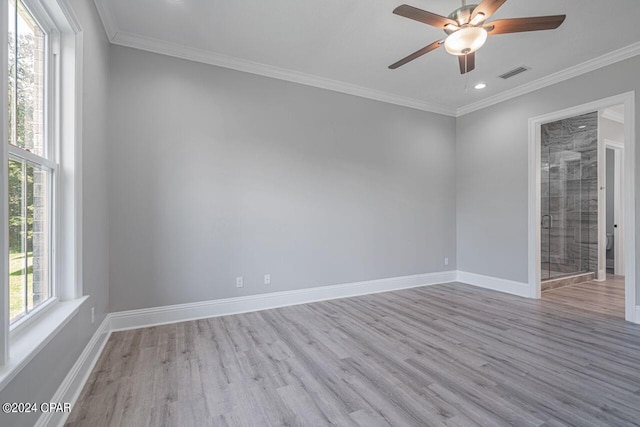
xmin=107 ymin=45 xmax=457 ymax=312
xmin=601 ymin=116 xmax=625 ymax=143
xmin=456 ymin=55 xmax=640 ymax=304
xmin=0 ymin=0 xmax=110 ymax=425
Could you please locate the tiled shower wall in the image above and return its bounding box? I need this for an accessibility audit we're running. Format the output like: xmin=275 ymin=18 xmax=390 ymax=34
xmin=541 ymin=112 xmax=598 ymax=279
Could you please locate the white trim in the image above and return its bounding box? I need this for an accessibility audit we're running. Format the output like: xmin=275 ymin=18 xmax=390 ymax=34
xmin=602 ymin=108 xmax=625 ymax=124
xmin=34 ymin=315 xmax=111 ymax=427
xmin=92 ymin=0 xmax=117 ymax=40
xmin=8 ymin=145 xmax=58 ymax=170
xmin=1 ymin=0 xmax=9 ymax=365
xmin=456 ymin=271 xmax=531 ymax=298
xmin=528 ymin=92 xmax=636 ymax=322
xmin=55 ymin=0 xmax=82 ymax=34
xmin=72 ymin=25 xmax=84 ymax=300
xmin=109 ymin=271 xmax=457 ymax=331
xmin=53 ymin=0 xmax=84 ymax=300
xmin=458 ymin=42 xmax=640 ymax=116
xmin=9 ymin=297 xmax=58 ymax=335
xmin=0 ymin=296 xmax=88 ymax=391
xmin=622 ymin=93 xmax=636 ymax=322
xmin=597 ymin=114 xmax=606 ymax=281
xmin=605 ymin=138 xmax=625 ymax=150
xmin=528 ymin=110 xmax=543 ymax=299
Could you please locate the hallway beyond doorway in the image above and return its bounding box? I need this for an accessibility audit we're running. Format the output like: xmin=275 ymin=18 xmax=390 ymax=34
xmin=542 ymin=275 xmax=625 ymax=318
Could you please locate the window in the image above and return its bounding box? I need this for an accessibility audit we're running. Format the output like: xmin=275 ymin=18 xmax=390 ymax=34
xmin=0 ymin=0 xmax=82 ymax=373
xmin=7 ymin=0 xmax=55 ymax=326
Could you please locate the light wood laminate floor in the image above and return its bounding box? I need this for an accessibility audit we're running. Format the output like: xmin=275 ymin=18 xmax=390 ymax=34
xmin=542 ymin=275 xmax=625 ymax=318
xmin=67 ymin=282 xmax=640 ymax=426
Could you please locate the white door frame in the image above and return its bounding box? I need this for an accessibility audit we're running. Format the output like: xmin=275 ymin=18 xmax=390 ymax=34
xmin=527 ymin=92 xmax=636 ymax=323
xmin=597 ymin=115 xmax=606 ymax=281
xmin=604 ymin=140 xmax=625 ymax=276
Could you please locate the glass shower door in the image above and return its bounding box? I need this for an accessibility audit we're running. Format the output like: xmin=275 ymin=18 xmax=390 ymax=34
xmin=541 ymin=112 xmax=598 ymax=281
xmin=542 ymin=146 xmax=583 ymax=280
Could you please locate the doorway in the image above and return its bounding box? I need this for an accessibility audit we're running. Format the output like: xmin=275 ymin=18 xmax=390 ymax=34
xmin=527 ymin=92 xmax=636 ymax=322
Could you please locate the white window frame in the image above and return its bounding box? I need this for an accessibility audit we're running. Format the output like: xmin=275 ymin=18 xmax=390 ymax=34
xmin=0 ymin=0 xmax=85 ymax=382
xmin=7 ymin=0 xmax=60 ymax=333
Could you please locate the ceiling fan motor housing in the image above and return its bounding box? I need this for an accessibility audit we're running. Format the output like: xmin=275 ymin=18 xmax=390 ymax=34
xmin=445 ymin=5 xmax=479 ymax=34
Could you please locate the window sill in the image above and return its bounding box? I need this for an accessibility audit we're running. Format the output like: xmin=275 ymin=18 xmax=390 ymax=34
xmin=10 ymin=297 xmax=59 ymax=336
xmin=0 ymin=296 xmax=89 ymax=391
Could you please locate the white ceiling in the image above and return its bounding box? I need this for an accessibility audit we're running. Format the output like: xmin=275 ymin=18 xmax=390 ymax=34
xmin=95 ymin=0 xmax=640 ymax=116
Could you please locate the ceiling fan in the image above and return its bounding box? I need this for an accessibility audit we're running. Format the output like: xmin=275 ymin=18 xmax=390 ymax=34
xmin=389 ymin=0 xmax=566 ymax=74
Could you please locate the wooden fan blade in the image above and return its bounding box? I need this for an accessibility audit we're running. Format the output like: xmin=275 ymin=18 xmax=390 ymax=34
xmin=458 ymin=52 xmax=476 ymax=74
xmin=471 ymin=0 xmax=508 ymax=21
xmin=389 ymin=40 xmax=443 ymax=69
xmin=485 ymin=15 xmax=566 ymax=35
xmin=393 ymin=5 xmax=458 ymax=29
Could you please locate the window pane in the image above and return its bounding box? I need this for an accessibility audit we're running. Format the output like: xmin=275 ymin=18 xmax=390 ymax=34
xmin=9 ymin=158 xmax=26 ymax=322
xmin=9 ymin=0 xmax=45 ymax=157
xmin=8 ymin=0 xmax=16 ymax=147
xmin=8 ymin=158 xmax=51 ymax=323
xmin=27 ymin=162 xmax=51 ymax=310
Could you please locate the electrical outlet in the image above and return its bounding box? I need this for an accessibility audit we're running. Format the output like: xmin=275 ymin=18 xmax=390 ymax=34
xmin=236 ymin=276 xmax=244 ymax=288
xmin=91 ymin=307 xmax=95 ymax=324
xmin=444 ymin=257 xmax=449 ymax=266
xmin=264 ymin=274 xmax=271 ymax=285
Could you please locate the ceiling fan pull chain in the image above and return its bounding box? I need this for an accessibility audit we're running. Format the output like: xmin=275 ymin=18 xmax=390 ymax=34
xmin=465 ymin=55 xmax=470 ymax=92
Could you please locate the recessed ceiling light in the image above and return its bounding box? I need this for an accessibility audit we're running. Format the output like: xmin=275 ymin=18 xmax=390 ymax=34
xmin=474 ymin=83 xmax=487 ymax=90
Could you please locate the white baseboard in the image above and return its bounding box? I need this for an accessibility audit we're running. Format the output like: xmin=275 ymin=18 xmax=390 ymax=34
xmin=110 ymin=271 xmax=457 ymax=331
xmin=456 ymin=271 xmax=531 ymax=298
xmin=35 ymin=316 xmax=112 ymax=427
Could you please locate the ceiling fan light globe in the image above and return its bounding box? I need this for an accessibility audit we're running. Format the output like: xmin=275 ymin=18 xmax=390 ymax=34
xmin=444 ymin=26 xmax=488 ymax=56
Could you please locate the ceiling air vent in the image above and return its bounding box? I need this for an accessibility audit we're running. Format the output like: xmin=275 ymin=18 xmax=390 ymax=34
xmin=499 ymin=66 xmax=530 ymax=80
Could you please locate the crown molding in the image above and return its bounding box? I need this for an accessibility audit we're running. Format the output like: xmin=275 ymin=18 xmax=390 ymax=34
xmin=93 ymin=0 xmax=640 ymax=118
xmin=601 ymin=108 xmax=625 ymax=124
xmin=93 ymin=0 xmax=118 ymax=41
xmin=109 ymin=30 xmax=457 ymax=116
xmin=604 ymin=138 xmax=624 ymax=149
xmin=456 ymin=41 xmax=640 ymax=116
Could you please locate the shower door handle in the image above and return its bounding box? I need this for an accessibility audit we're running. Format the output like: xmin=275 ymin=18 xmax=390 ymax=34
xmin=542 ymin=214 xmax=553 ymax=229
